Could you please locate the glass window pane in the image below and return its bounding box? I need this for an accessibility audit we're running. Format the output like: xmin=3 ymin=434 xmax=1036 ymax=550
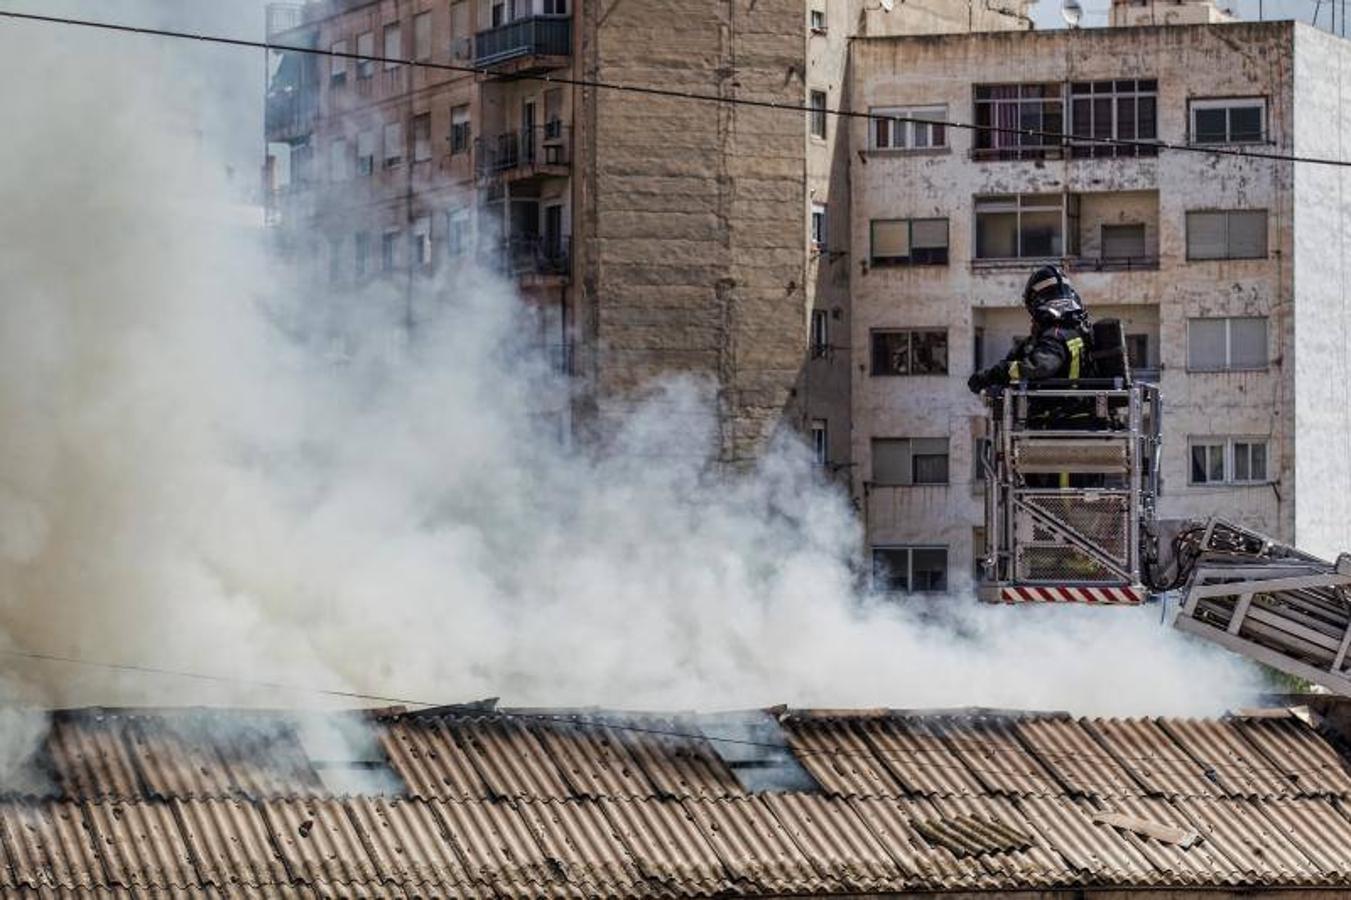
xmin=1230 ymin=105 xmax=1263 ymax=142
xmin=1194 ymin=107 xmax=1227 ymax=143
xmin=872 ymin=439 xmax=912 ymax=485
xmin=1227 ymin=211 xmax=1267 ymax=258
xmin=1188 ymin=319 xmax=1227 ymax=369
xmin=1072 ymin=98 xmax=1092 ymax=138
xmin=1251 ymin=441 xmax=1267 ymax=480
xmin=911 ymin=549 xmax=948 ymax=592
xmin=872 ymin=549 xmax=910 ymax=592
xmin=1137 ymin=96 xmax=1157 ymax=140
xmin=1020 ymin=209 xmax=1063 ymax=257
xmin=1229 ymin=317 xmax=1268 ymax=368
xmin=871 ymin=220 xmax=910 ymax=260
xmin=977 ymin=212 xmax=1017 ymax=258
xmin=912 ymin=453 xmax=949 ymax=485
xmin=1191 ymin=445 xmax=1209 ymax=483
xmin=1116 ymin=97 xmax=1136 ymax=141
xmin=911 ymin=331 xmax=948 ymax=374
xmin=1209 ymin=446 xmax=1225 ymax=483
xmin=1234 ymin=443 xmax=1250 ymax=481
xmin=1187 ymin=211 xmax=1227 ymax=259
xmin=871 ymin=332 xmax=909 ymax=375
xmin=873 ymin=117 xmax=890 ymax=148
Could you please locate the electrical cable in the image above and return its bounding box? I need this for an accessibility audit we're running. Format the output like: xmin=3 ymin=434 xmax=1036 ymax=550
xmin=1 ymin=9 xmax=1350 ymax=168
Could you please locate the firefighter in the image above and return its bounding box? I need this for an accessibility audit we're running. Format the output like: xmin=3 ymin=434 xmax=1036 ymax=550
xmin=966 ymin=264 xmax=1094 ymax=421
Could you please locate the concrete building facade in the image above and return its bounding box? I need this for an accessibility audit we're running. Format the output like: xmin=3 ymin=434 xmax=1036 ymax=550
xmin=850 ymin=14 xmax=1351 ymax=595
xmin=264 ymin=0 xmax=1030 ymax=467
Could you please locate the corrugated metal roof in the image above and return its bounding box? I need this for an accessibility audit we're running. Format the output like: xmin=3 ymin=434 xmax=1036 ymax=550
xmin=11 ymin=704 xmax=1351 ymax=896
xmin=1087 ymin=718 xmax=1224 ymax=798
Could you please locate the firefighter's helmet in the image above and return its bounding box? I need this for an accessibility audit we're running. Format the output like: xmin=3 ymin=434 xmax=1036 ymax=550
xmin=1022 ymin=265 xmax=1084 ymax=323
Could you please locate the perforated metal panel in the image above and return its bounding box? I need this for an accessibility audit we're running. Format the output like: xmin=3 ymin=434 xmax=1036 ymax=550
xmin=1018 ymin=547 xmax=1116 ymax=582
xmin=1024 ymin=494 xmax=1129 ymax=564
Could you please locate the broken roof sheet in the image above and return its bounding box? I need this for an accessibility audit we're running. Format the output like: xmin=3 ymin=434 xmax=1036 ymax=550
xmin=4 ymin=703 xmax=1351 ymax=896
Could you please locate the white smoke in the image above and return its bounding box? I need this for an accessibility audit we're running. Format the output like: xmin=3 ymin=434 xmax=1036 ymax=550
xmin=0 ymin=4 xmax=1264 ymax=730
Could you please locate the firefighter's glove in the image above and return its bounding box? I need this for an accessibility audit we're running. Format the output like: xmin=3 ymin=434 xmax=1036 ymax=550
xmin=967 ymin=372 xmax=988 ymax=395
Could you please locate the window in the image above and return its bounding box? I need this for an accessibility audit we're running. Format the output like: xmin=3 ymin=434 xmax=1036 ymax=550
xmin=809 ymin=90 xmax=827 ymax=138
xmin=413 ymin=216 xmax=432 ymax=267
xmin=1186 ymin=210 xmax=1267 ymax=260
xmin=1101 ymin=223 xmax=1146 ymax=261
xmin=972 ymin=437 xmax=991 ymax=483
xmin=973 ymin=83 xmax=1063 ymax=160
xmin=870 ymin=218 xmax=949 ymax=266
xmin=412 ymin=114 xmax=432 ymax=162
xmin=872 ymin=547 xmax=948 ymax=593
xmin=383 ymin=22 xmax=402 ymax=69
xmin=355 ymin=231 xmax=371 ymax=277
xmin=1187 ymin=317 xmax=1268 ymax=371
xmin=871 ymin=106 xmax=948 ymax=151
xmin=811 ymin=203 xmax=827 ymax=250
xmin=450 ymin=105 xmax=471 ymax=154
xmin=810 ymin=8 xmax=826 ymax=31
xmin=414 ymin=12 xmax=432 ymax=61
xmin=810 ymin=309 xmax=829 ymax=358
xmin=491 ymin=0 xmax=505 ymax=27
xmin=328 ymin=236 xmax=344 ymax=283
xmin=871 ymin=329 xmax=948 ymax=375
xmin=1191 ymin=98 xmax=1266 ymax=144
xmin=973 ymin=327 xmax=985 ymax=370
xmin=329 ymin=138 xmax=349 ymax=182
xmin=975 ymin=194 xmax=1078 ymax=260
xmin=542 ymin=0 xmax=568 ymax=14
xmin=356 ymin=130 xmax=375 ymax=176
xmin=447 ymin=208 xmax=471 ymax=256
xmin=1190 ymin=438 xmax=1269 ymax=484
xmin=330 ymin=40 xmax=348 ymax=84
xmin=383 ymin=122 xmax=404 ymax=168
xmin=356 ymin=31 xmax=374 ymax=78
xmin=872 ymin=438 xmax=949 ymax=486
xmin=382 ymin=230 xmax=401 ymax=271
xmin=811 ymin=420 xmax=828 ymax=466
xmin=450 ymin=1 xmax=470 ymax=58
xmin=1126 ymin=333 xmax=1149 ymax=370
xmin=1069 ymin=79 xmax=1157 ymax=158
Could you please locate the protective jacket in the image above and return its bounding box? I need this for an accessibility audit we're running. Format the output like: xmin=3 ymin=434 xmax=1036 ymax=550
xmin=979 ymin=321 xmax=1090 ymax=389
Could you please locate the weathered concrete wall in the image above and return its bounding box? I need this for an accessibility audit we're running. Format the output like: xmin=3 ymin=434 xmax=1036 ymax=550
xmin=851 ymin=22 xmax=1297 ymax=579
xmin=1293 ymin=23 xmax=1351 ymax=559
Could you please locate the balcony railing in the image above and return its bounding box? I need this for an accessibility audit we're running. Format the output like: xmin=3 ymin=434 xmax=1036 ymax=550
xmin=474 ymin=16 xmax=571 ymax=67
xmin=971 ymin=254 xmax=1159 ymax=272
xmin=500 ymin=235 xmax=571 ymax=278
xmin=265 ymin=87 xmax=317 ymax=140
xmin=475 ymin=125 xmax=570 ymax=178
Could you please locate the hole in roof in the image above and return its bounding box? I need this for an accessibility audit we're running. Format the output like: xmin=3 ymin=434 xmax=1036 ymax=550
xmin=696 ymin=710 xmax=819 ymax=793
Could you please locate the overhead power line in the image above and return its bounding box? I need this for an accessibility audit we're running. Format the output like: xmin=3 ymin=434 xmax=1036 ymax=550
xmin=1 ymin=9 xmax=1350 ymax=168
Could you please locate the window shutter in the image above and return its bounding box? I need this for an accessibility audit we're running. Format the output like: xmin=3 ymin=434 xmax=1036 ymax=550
xmin=1102 ymin=224 xmax=1145 ymax=259
xmin=911 ymin=219 xmax=948 ymax=249
xmin=871 ymin=220 xmax=910 ymax=259
xmin=1227 ymin=211 xmax=1267 ymax=259
xmin=1229 ymin=317 xmax=1268 ymax=369
xmin=872 ymin=439 xmax=913 ymax=485
xmin=1187 ymin=319 xmax=1227 ymax=369
xmin=1187 ymin=212 xmax=1227 ymax=259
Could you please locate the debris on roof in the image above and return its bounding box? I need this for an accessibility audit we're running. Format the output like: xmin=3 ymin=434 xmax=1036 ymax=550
xmin=2 ymin=704 xmax=1351 ymax=896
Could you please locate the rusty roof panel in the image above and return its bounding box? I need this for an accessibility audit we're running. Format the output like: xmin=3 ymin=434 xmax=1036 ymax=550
xmin=779 ymin=717 xmax=905 ymax=798
xmin=1087 ymin=718 xmax=1222 ymax=799
xmin=173 ymin=798 xmax=291 ymax=889
xmin=594 ymin=798 xmax=730 ymax=895
xmin=610 ymin=716 xmax=743 ymax=801
xmin=0 ymin=801 xmax=105 ymax=890
xmin=526 ymin=720 xmax=659 ymax=800
xmin=1160 ymin=718 xmax=1298 ymax=799
xmin=342 ymin=796 xmax=475 ymax=896
xmin=380 ymin=720 xmax=488 ymax=801
xmin=451 ymin=718 xmax=573 ymax=801
xmin=1236 ymin=716 xmax=1351 ymax=797
xmin=930 ymin=717 xmax=1063 ymax=797
xmin=261 ymin=799 xmax=379 ymax=887
xmin=1014 ymin=717 xmax=1140 ymax=798
xmin=680 ymin=797 xmax=827 ymax=895
xmin=1090 ymin=794 xmax=1234 ymax=886
xmin=431 ymin=798 xmax=565 ymax=896
xmin=1172 ymin=797 xmax=1317 ymax=884
xmin=47 ymin=718 xmax=141 ymax=801
xmin=514 ymin=799 xmax=648 ymax=895
xmin=856 ymin=718 xmax=982 ymax=797
xmin=760 ymin=792 xmax=909 ymax=892
xmin=82 ymin=800 xmax=199 ymax=890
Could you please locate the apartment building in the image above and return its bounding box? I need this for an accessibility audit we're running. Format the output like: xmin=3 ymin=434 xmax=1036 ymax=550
xmin=850 ymin=8 xmax=1351 ymax=595
xmin=264 ymin=0 xmax=1031 ymax=465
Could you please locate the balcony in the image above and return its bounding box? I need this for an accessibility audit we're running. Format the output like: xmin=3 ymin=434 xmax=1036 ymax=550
xmin=499 ymin=235 xmax=571 ymax=283
xmin=265 ymin=86 xmax=317 ymax=142
xmin=475 ymin=125 xmax=570 ymax=182
xmin=474 ymin=16 xmax=571 ymax=74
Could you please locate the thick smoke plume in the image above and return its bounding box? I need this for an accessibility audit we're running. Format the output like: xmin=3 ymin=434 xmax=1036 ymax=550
xmin=0 ymin=7 xmax=1263 ymax=727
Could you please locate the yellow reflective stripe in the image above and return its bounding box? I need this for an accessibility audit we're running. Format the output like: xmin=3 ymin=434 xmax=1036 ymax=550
xmin=1066 ymin=336 xmax=1083 ymax=380
xmin=1059 ymin=472 xmax=1070 ymax=489
xmin=1008 ymin=361 xmax=1021 ymax=381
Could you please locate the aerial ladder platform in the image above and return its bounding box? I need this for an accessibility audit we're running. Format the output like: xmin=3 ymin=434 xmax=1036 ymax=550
xmin=976 ymin=327 xmax=1351 ymax=695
